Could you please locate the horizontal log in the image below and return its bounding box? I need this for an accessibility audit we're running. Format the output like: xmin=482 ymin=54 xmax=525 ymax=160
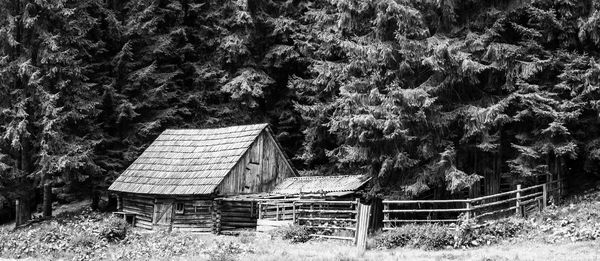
xmin=296 ymin=217 xmax=356 ymax=222
xmin=519 ymin=185 xmax=543 ymax=193
xmin=309 ymin=234 xmax=354 ymax=241
xmin=173 ymin=216 xmax=213 ymax=221
xmin=221 ymin=201 xmax=253 ymax=206
xmin=172 ymin=227 xmax=213 ymax=233
xmin=383 ymin=199 xmax=471 ymax=204
xmin=123 ymin=202 xmax=153 ymax=209
xmin=294 ymin=200 xmax=357 ymax=205
xmin=135 ymin=216 xmax=152 ymax=222
xmin=123 ymin=205 xmax=153 ymax=214
xmin=174 ymin=212 xmax=212 ymax=218
xmin=121 ymin=209 xmax=152 ymax=219
xmin=474 ymin=206 xmax=517 ymax=219
xmin=303 ymin=225 xmax=356 ymax=231
xmin=173 ymin=221 xmax=213 ymax=226
xmin=257 ymin=219 xmax=294 ymax=227
xmin=383 ymin=219 xmax=458 ymax=223
xmin=383 ymin=208 xmax=467 ymax=213
xmin=471 ymin=198 xmax=517 ymax=210
xmin=220 ymin=207 xmax=253 ymax=212
xmin=173 ymin=223 xmax=212 ymax=226
xmin=471 ymin=190 xmax=518 ymax=202
xmin=296 ymin=209 xmax=357 ymax=214
xmin=123 ymin=203 xmax=152 ymax=210
xmin=180 ymin=210 xmax=212 ymax=216
xmin=220 ymin=222 xmax=257 ymax=227
xmin=520 ymin=197 xmax=543 ymax=206
xmin=260 ymin=211 xmax=294 ymax=216
xmin=187 ymin=201 xmax=213 ymax=206
xmin=135 ymin=220 xmax=153 ymax=229
xmin=221 ymin=216 xmax=256 ymax=222
xmin=519 ymin=192 xmax=543 ymax=201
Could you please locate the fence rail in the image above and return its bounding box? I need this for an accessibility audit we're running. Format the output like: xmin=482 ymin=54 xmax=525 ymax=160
xmin=382 ymin=180 xmax=564 ymax=230
xmin=257 ymin=199 xmax=360 ymax=242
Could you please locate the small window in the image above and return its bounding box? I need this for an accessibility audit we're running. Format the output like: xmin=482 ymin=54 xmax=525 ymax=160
xmin=175 ymin=203 xmax=185 ymax=214
xmin=194 ymin=205 xmax=211 ymax=213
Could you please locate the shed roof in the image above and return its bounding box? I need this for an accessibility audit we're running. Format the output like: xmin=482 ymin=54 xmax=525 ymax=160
xmin=271 ymin=175 xmax=371 ymax=195
xmin=109 ymin=123 xmax=272 ymax=195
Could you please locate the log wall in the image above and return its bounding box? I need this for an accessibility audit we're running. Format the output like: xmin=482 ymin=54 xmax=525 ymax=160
xmin=122 ymin=193 xmax=154 ymax=229
xmin=172 ymin=199 xmax=214 ymax=233
xmin=218 ymin=200 xmax=258 ymax=231
xmin=121 ymin=194 xmax=215 ymax=231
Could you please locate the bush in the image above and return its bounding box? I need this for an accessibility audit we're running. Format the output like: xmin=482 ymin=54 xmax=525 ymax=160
xmin=207 ymin=240 xmax=247 ymax=261
xmin=70 ymin=231 xmax=98 ymax=248
xmin=373 ymin=224 xmax=454 ymax=250
xmin=99 ymin=216 xmax=128 ymax=242
xmin=272 ymin=225 xmax=312 ymax=243
xmin=238 ymin=231 xmax=256 ymax=244
xmin=457 ymin=217 xmax=528 ymax=247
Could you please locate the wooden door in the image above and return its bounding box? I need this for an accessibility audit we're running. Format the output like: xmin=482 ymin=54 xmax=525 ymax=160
xmin=153 ymin=201 xmax=173 ymax=230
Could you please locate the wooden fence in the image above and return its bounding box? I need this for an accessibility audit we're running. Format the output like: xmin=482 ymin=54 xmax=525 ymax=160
xmin=258 ymin=199 xmax=362 ymax=242
xmin=383 ymin=180 xmax=564 ymax=230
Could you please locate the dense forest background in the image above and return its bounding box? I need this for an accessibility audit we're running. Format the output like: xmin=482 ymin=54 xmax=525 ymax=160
xmin=1 ymin=0 xmax=600 ymax=219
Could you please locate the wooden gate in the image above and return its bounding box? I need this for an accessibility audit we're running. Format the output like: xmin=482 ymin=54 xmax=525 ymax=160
xmin=153 ymin=201 xmax=174 ymax=230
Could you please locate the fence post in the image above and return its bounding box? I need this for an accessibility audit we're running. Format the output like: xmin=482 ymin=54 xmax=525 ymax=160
xmin=516 ymin=184 xmax=522 ymax=217
xmin=292 ymin=202 xmax=296 ymax=224
xmin=15 ymin=199 xmax=21 ymax=228
xmin=354 ymin=203 xmax=361 ymax=245
xmin=356 ymin=202 xmax=371 ymax=250
xmin=309 ymin=203 xmax=314 ymax=226
xmin=465 ymin=201 xmax=472 ymax=220
xmin=43 ymin=183 xmax=52 ymax=218
xmin=558 ymin=179 xmax=563 ymax=200
xmin=383 ymin=202 xmax=389 ymax=230
xmin=542 ymin=183 xmax=548 ymax=209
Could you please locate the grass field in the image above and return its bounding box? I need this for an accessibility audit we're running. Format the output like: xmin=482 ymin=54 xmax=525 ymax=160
xmin=2 ymin=219 xmax=599 ymax=261
xmin=1 ymin=188 xmax=599 ymax=261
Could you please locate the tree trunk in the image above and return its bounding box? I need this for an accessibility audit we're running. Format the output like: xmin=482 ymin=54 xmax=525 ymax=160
xmin=91 ymin=191 xmax=100 ymax=210
xmin=43 ymin=183 xmax=52 ymax=217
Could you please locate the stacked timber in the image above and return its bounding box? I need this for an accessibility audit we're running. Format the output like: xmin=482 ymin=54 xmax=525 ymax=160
xmin=219 ymin=200 xmax=258 ymax=231
xmin=172 ymin=199 xmax=214 ymax=233
xmin=121 ymin=194 xmax=154 ymax=229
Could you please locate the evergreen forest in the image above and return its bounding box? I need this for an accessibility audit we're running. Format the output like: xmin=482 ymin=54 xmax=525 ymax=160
xmin=1 ymin=0 xmax=600 ymax=220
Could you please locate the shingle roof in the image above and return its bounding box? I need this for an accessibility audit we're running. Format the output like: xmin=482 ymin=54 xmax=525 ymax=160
xmin=108 ymin=123 xmax=269 ymax=195
xmin=271 ymin=175 xmax=371 ymax=195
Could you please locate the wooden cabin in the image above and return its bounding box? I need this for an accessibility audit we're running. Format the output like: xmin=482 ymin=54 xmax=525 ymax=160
xmin=108 ymin=123 xmax=297 ymax=232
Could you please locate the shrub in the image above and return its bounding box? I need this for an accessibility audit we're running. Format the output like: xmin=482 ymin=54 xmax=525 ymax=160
xmin=70 ymin=231 xmax=98 ymax=248
xmin=272 ymin=225 xmax=312 ymax=243
xmin=373 ymin=224 xmax=454 ymax=250
xmin=457 ymin=217 xmax=528 ymax=247
xmin=99 ymin=216 xmax=128 ymax=242
xmin=238 ymin=231 xmax=256 ymax=244
xmin=207 ymin=240 xmax=247 ymax=261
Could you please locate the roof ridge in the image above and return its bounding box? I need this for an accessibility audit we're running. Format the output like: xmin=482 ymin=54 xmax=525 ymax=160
xmin=163 ymin=123 xmax=268 ymax=131
xmin=290 ymin=175 xmax=367 ymax=179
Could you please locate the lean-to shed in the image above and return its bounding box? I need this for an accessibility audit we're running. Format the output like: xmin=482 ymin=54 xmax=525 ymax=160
xmin=271 ymin=175 xmax=371 ymax=198
xmin=108 ymin=123 xmax=297 ymax=232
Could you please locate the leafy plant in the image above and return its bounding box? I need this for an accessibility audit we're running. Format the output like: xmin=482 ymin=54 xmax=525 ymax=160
xmin=272 ymin=225 xmax=312 ymax=243
xmin=99 ymin=216 xmax=128 ymax=242
xmin=373 ymin=224 xmax=454 ymax=250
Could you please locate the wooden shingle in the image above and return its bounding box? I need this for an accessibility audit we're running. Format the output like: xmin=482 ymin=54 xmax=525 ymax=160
xmin=109 ymin=123 xmax=270 ymax=195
